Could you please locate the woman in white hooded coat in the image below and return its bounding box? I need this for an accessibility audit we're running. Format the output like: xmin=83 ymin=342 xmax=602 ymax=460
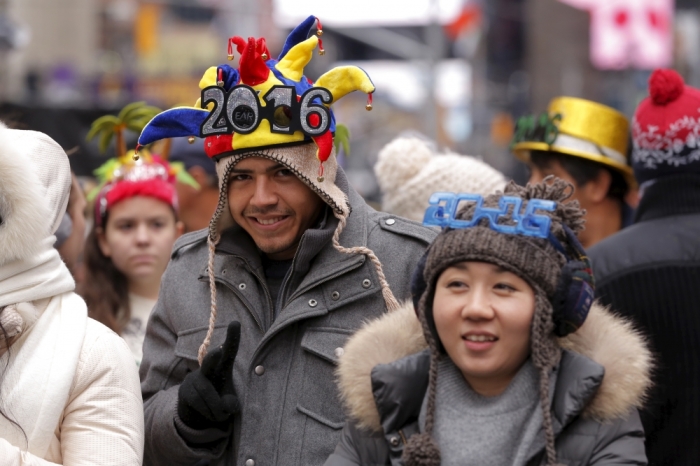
xmin=0 ymin=123 xmax=144 ymax=465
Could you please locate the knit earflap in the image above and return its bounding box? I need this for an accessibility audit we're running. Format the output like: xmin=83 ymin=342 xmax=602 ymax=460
xmin=530 ymin=291 xmax=562 ymax=466
xmin=402 ymin=291 xmax=441 ymax=466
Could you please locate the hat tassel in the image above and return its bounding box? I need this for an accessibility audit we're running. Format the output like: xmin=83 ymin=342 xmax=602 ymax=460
xmin=332 ymin=210 xmax=400 ymax=312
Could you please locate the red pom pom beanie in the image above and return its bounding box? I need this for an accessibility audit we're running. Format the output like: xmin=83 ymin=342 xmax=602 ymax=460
xmin=632 ymin=69 xmax=700 ymax=185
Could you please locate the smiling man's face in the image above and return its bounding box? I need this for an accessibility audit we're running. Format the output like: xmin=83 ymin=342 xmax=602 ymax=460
xmin=227 ymin=156 xmax=325 ymax=260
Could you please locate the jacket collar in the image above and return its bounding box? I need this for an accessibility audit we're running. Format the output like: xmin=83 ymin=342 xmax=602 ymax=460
xmin=337 ymin=300 xmax=653 ymax=434
xmin=635 ymin=174 xmax=700 ymax=223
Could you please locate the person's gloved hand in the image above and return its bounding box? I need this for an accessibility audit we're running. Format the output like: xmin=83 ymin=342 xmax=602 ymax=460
xmin=178 ymin=321 xmax=241 ymax=431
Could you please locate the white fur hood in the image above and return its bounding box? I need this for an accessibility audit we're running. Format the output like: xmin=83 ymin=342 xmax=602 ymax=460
xmin=337 ymin=300 xmax=653 ymax=433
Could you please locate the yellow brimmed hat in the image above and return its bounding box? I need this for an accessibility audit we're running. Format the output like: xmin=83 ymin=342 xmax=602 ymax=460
xmin=511 ymin=97 xmax=634 ymax=188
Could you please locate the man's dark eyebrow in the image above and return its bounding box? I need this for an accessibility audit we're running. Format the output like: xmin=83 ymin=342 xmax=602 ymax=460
xmin=230 ymin=163 xmax=286 ymax=174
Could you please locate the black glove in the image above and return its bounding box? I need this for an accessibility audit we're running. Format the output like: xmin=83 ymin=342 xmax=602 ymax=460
xmin=178 ymin=321 xmax=241 ymax=431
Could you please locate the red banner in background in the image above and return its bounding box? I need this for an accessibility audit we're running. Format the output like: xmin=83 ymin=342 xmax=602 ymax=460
xmin=559 ymin=0 xmax=674 ymax=70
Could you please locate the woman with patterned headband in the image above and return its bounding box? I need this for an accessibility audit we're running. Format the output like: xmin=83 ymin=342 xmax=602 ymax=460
xmin=78 ymin=107 xmax=190 ymax=366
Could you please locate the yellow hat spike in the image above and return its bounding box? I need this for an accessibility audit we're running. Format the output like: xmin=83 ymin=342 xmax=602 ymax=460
xmin=275 ymin=35 xmax=319 ymax=82
xmin=315 ymin=66 xmax=376 ymax=103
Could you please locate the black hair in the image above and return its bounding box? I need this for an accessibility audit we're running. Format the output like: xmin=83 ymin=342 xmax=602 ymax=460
xmin=529 ymin=150 xmax=629 ymax=201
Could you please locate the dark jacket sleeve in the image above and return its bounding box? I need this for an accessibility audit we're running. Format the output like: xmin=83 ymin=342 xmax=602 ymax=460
xmin=588 ymin=409 xmax=647 ymax=465
xmin=324 ymin=422 xmax=389 ymax=466
xmin=139 ymin=259 xmax=229 ymax=465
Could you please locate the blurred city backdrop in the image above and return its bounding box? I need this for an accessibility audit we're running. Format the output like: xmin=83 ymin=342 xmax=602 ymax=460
xmin=0 ymin=0 xmax=698 ymax=201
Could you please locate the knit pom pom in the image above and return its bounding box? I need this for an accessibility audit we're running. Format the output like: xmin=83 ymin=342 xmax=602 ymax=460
xmin=375 ymin=137 xmax=433 ymax=194
xmin=401 ymin=433 xmax=441 ymax=466
xmin=649 ymin=69 xmax=685 ymax=105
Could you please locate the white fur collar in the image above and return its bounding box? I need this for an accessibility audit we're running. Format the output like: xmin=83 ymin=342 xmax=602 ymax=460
xmin=337 ymin=300 xmax=653 ymax=433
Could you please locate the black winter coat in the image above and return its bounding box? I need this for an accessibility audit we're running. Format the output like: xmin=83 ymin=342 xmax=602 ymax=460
xmin=325 ymin=301 xmax=651 ymax=466
xmin=589 ymin=174 xmax=700 ymax=465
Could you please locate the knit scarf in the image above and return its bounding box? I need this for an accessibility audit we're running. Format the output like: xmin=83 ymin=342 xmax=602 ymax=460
xmin=0 ymin=237 xmax=75 ymax=308
xmin=0 ymin=236 xmax=85 ymax=458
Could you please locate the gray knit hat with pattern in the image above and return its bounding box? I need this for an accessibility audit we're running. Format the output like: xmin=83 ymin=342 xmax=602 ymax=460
xmin=403 ymin=177 xmax=585 ymax=466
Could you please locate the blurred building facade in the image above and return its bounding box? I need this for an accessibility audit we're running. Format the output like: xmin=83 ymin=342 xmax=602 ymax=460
xmin=0 ymin=0 xmax=699 ymax=189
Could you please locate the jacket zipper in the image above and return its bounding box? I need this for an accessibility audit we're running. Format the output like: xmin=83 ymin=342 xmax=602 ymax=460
xmin=398 ymin=430 xmax=407 ymax=445
xmin=275 ymin=255 xmax=298 ymax=319
xmin=237 ymin=258 xmax=275 ymax=331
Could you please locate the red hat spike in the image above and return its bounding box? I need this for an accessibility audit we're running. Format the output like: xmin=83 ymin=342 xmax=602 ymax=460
xmin=232 ymin=36 xmax=247 ymax=55
xmin=366 ymin=92 xmax=373 ymax=111
xmin=133 ymin=144 xmax=142 ymax=161
xmin=257 ymin=37 xmax=270 ymax=61
xmin=239 ymin=37 xmax=269 ymax=86
xmin=312 ymin=131 xmax=333 ymax=164
xmin=649 ymin=69 xmax=685 ymax=105
xmin=315 ymin=16 xmax=325 ymax=55
xmin=227 ymin=37 xmax=235 ymax=60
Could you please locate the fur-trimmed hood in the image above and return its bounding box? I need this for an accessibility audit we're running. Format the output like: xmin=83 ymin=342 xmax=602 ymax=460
xmin=337 ymin=300 xmax=653 ymax=433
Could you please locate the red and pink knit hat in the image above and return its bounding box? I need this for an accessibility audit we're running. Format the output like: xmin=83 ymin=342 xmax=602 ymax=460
xmin=92 ymin=151 xmax=196 ymax=227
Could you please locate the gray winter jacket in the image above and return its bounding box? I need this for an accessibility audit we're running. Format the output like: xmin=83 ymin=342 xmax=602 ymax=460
xmin=326 ymin=301 xmax=653 ymax=465
xmin=139 ymin=171 xmax=436 ymax=466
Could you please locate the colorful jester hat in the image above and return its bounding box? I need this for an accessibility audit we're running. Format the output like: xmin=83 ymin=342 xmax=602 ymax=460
xmin=138 ymin=17 xmax=399 ymax=364
xmin=137 ymin=15 xmax=375 ymax=240
xmin=88 ymin=102 xmax=198 ymax=227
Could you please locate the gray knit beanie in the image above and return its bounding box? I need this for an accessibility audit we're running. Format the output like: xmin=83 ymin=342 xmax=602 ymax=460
xmin=403 ymin=177 xmax=585 ymax=466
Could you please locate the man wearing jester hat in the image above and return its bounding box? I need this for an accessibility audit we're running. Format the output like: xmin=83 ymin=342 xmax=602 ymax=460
xmin=139 ymin=16 xmax=435 ymax=465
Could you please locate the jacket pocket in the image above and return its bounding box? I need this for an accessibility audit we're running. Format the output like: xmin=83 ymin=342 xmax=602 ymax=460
xmin=297 ymin=327 xmax=354 ymax=464
xmin=297 ymin=327 xmax=353 ymax=427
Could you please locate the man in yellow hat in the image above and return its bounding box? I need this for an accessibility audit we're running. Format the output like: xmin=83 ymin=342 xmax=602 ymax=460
xmin=511 ymin=97 xmax=635 ymax=248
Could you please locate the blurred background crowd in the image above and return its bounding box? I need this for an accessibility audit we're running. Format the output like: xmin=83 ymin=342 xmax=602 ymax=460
xmin=0 ymin=0 xmax=698 ymax=195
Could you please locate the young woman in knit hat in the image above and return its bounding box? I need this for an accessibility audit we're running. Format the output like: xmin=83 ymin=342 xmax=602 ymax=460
xmin=327 ymin=178 xmax=652 ymax=465
xmin=0 ymin=122 xmax=143 ymax=464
